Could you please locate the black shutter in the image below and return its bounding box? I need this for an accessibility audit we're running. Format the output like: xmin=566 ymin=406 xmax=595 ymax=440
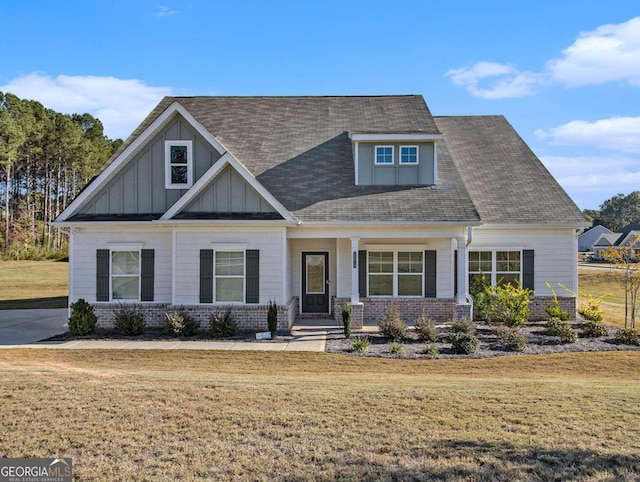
xmin=424 ymin=250 xmax=437 ymax=298
xmin=245 ymin=249 xmax=260 ymax=303
xmin=522 ymin=250 xmax=535 ymax=290
xmin=96 ymin=249 xmax=110 ymax=301
xmin=141 ymin=249 xmax=155 ymax=301
xmin=454 ymin=250 xmax=458 ymax=297
xmin=200 ymin=249 xmax=213 ymax=303
xmin=358 ymin=250 xmax=367 ymax=297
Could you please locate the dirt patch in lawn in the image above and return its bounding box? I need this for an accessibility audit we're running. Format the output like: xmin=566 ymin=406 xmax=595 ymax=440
xmin=326 ymin=320 xmax=640 ymax=359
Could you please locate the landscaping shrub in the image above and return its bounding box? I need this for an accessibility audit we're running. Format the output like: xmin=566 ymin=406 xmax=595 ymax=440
xmin=449 ymin=332 xmax=480 ymax=354
xmin=495 ymin=326 xmax=526 ymax=352
xmin=208 ymin=308 xmax=237 ymax=338
xmin=578 ymin=295 xmax=604 ymax=322
xmin=342 ymin=303 xmax=352 ymax=339
xmin=68 ymin=298 xmax=97 ymax=336
xmin=113 ymin=305 xmax=146 ymax=336
xmin=449 ymin=318 xmax=476 ymax=335
xmin=546 ymin=317 xmax=564 ymax=336
xmin=377 ymin=304 xmax=408 ymax=341
xmin=414 ymin=313 xmax=438 ymax=342
xmin=388 ymin=341 xmax=404 ymax=356
xmin=545 ymin=283 xmax=569 ymax=321
xmin=267 ymin=300 xmax=278 ymax=337
xmin=494 ymin=282 xmax=532 ymax=328
xmin=424 ymin=344 xmax=439 ymax=356
xmin=614 ymin=328 xmax=640 ymax=346
xmin=164 ymin=309 xmax=199 ymax=337
xmin=352 ymin=336 xmax=370 ymax=353
xmin=581 ymin=319 xmax=608 ymax=338
xmin=470 ymin=275 xmax=497 ymax=322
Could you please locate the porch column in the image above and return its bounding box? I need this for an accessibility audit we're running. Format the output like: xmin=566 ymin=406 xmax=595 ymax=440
xmin=456 ymin=237 xmax=469 ymax=305
xmin=350 ymin=237 xmax=360 ymax=304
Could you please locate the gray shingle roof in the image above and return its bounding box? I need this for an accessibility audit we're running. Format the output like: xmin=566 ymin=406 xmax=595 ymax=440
xmin=434 ymin=115 xmax=586 ymax=225
xmin=103 ymin=96 xmax=586 ymax=226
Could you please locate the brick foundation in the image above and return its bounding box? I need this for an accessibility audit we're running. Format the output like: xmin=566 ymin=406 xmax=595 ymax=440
xmin=92 ymin=298 xmax=298 ymax=333
xmin=333 ymin=297 xmax=458 ymax=324
xmin=528 ymin=296 xmax=577 ymax=321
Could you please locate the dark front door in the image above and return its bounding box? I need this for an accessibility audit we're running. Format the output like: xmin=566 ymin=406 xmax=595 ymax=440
xmin=302 ymin=252 xmax=329 ymax=313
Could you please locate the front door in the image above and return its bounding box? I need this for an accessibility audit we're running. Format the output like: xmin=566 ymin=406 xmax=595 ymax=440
xmin=302 ymin=252 xmax=329 ymax=313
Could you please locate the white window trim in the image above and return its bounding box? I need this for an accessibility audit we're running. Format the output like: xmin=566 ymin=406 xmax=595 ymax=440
xmin=165 ymin=140 xmax=193 ymax=189
xmin=399 ymin=145 xmax=419 ymax=165
xmin=469 ymin=249 xmax=522 ymax=286
xmin=213 ymin=250 xmax=246 ymax=304
xmin=109 ymin=248 xmax=141 ymax=303
xmin=367 ymin=251 xmax=424 ymax=298
xmin=374 ymin=145 xmax=394 ymax=165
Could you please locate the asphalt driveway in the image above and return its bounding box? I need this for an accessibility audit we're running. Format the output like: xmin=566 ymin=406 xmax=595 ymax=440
xmin=0 ymin=309 xmax=68 ymax=345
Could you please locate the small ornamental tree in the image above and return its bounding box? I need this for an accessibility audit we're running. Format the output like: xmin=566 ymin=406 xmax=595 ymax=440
xmin=603 ymin=237 xmax=640 ymax=329
xmin=267 ymin=299 xmax=278 ymax=337
xmin=342 ymin=303 xmax=352 ymax=339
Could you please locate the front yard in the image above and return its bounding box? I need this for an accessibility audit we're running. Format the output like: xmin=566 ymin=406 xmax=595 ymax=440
xmin=0 ymin=350 xmax=639 ymax=480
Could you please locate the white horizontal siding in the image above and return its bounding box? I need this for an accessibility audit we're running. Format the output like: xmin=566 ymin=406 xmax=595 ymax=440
xmin=289 ymin=239 xmax=337 ymax=300
xmin=174 ymin=227 xmax=286 ymax=305
xmin=72 ymin=228 xmax=173 ymax=303
xmin=470 ymin=227 xmax=577 ymax=295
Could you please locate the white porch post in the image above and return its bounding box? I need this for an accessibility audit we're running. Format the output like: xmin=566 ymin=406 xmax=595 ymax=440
xmin=350 ymin=237 xmax=360 ymax=303
xmin=456 ymin=237 xmax=469 ymax=305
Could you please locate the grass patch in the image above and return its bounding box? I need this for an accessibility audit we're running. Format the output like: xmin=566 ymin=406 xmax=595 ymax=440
xmin=0 ymin=260 xmax=68 ymax=309
xmin=579 ymin=268 xmax=630 ymax=327
xmin=0 ymin=350 xmax=639 ymax=480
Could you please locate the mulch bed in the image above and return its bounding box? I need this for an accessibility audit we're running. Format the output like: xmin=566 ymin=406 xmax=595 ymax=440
xmin=325 ymin=320 xmax=640 ymax=359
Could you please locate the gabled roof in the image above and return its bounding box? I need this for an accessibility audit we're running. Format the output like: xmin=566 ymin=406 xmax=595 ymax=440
xmin=593 ymin=233 xmax=621 ymax=247
xmin=57 ymin=95 xmax=587 ymax=226
xmin=615 ymin=224 xmax=640 ymax=246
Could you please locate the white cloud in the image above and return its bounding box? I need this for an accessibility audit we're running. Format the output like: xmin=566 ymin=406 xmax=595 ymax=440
xmin=535 ymin=117 xmax=640 ymax=152
xmin=445 ymin=62 xmax=541 ymax=99
xmin=540 ymin=154 xmax=640 ymax=208
xmin=547 ymin=17 xmax=640 ymax=87
xmin=447 ymin=16 xmax=640 ymax=97
xmin=153 ymin=5 xmax=180 ymax=18
xmin=0 ymin=72 xmax=173 ymax=139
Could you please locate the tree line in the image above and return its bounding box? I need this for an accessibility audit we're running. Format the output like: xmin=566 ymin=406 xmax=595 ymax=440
xmin=0 ymin=92 xmax=122 ymax=259
xmin=583 ymin=191 xmax=640 ymax=232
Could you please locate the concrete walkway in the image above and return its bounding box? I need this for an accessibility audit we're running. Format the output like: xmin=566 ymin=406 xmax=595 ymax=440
xmin=0 ymin=311 xmax=330 ymax=352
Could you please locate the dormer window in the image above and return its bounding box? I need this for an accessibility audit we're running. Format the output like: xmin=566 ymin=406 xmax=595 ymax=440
xmin=375 ymin=146 xmax=394 ymax=164
xmin=400 ymin=146 xmax=418 ymax=164
xmin=165 ymin=140 xmax=193 ymax=189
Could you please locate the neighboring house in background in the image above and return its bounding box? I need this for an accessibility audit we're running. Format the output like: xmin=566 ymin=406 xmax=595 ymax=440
xmin=593 ymin=224 xmax=640 ymax=260
xmin=53 ymin=95 xmax=588 ymax=330
xmin=578 ymin=225 xmax=613 ymax=252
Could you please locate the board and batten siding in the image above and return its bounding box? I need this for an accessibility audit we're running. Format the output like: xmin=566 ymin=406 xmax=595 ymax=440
xmin=357 ymin=142 xmax=435 ymax=186
xmin=173 ymin=228 xmax=286 ymax=305
xmin=71 ymin=228 xmax=173 ymax=303
xmin=469 ymin=227 xmax=577 ymax=296
xmin=80 ymin=116 xmax=222 ymax=215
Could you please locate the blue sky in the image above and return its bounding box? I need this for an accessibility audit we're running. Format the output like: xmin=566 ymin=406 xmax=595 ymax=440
xmin=1 ymin=0 xmax=639 ymax=210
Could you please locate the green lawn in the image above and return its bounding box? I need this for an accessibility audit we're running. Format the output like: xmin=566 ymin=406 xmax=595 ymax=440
xmin=0 ymin=350 xmax=639 ymax=480
xmin=0 ymin=260 xmax=68 ymax=308
xmin=579 ymin=267 xmax=635 ymax=328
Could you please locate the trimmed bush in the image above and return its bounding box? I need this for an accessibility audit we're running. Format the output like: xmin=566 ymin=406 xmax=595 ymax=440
xmin=208 ymin=308 xmax=237 ymax=338
xmin=450 ymin=318 xmax=476 ymax=335
xmin=581 ymin=319 xmax=608 ymax=338
xmin=388 ymin=341 xmax=404 ymax=356
xmin=495 ymin=326 xmax=526 ymax=352
xmin=424 ymin=344 xmax=439 ymax=356
xmin=267 ymin=299 xmax=278 ymax=337
xmin=342 ymin=303 xmax=352 ymax=339
xmin=578 ymin=296 xmax=604 ymax=322
xmin=164 ymin=309 xmax=199 ymax=337
xmin=449 ymin=332 xmax=480 ymax=354
xmin=615 ymin=328 xmax=640 ymax=346
xmin=378 ymin=304 xmax=408 ymax=341
xmin=68 ymin=298 xmax=98 ymax=336
xmin=352 ymin=336 xmax=370 ymax=353
xmin=113 ymin=305 xmax=146 ymax=336
xmin=414 ymin=313 xmax=439 ymax=342
xmin=495 ymin=282 xmax=532 ymax=328
xmin=546 ymin=317 xmax=565 ymax=336
xmin=470 ymin=274 xmax=497 ymax=322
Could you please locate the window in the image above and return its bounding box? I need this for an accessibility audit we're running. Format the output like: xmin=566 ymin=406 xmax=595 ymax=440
xmin=375 ymin=146 xmax=393 ymax=164
xmin=165 ymin=140 xmax=193 ymax=189
xmin=215 ymin=251 xmax=245 ymax=302
xmin=469 ymin=250 xmax=521 ymax=288
xmin=400 ymin=146 xmax=418 ymax=164
xmin=368 ymin=251 xmax=423 ymax=297
xmin=111 ymin=251 xmax=140 ymax=300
